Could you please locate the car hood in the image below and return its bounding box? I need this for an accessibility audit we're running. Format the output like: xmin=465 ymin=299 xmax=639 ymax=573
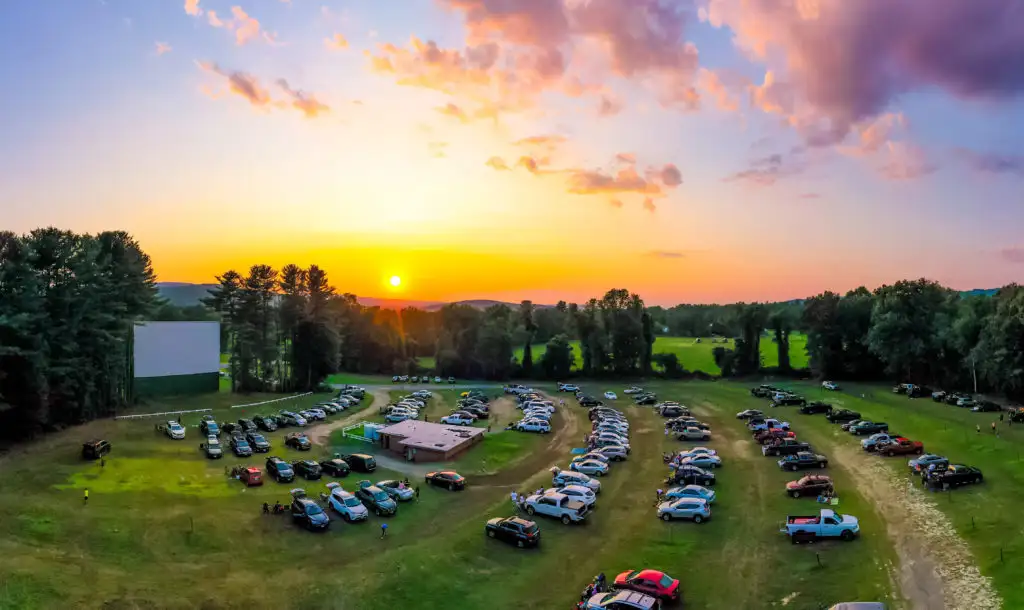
xmin=841 ymin=515 xmax=859 ymax=527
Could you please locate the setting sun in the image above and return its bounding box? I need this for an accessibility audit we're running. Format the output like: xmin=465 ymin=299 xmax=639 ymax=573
xmin=389 ymin=275 xmax=402 ymax=287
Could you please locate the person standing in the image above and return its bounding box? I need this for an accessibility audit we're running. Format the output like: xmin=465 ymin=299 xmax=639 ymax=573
xmin=414 ymin=485 xmax=420 ymax=501
xmin=380 ymin=523 xmax=388 ymax=539
xmin=83 ymin=488 xmax=89 ymax=505
xmin=991 ymin=421 xmax=997 ymax=434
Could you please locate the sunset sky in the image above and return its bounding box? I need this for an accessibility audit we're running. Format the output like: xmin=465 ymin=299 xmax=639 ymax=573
xmin=2 ymin=0 xmax=1024 ymax=305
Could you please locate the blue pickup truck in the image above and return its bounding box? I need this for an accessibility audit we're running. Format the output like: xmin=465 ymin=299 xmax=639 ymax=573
xmin=780 ymin=509 xmax=860 ymax=544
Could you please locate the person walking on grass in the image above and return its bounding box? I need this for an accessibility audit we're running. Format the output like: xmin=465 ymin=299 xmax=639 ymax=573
xmin=976 ymin=424 xmax=981 ymax=434
xmin=83 ymin=488 xmax=89 ymax=505
xmin=380 ymin=523 xmax=388 ymax=539
xmin=415 ymin=485 xmax=420 ymax=501
xmin=992 ymin=421 xmax=997 ymax=435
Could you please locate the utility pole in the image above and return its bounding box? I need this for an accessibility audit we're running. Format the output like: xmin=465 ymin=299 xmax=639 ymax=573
xmin=972 ymin=354 xmax=978 ymax=394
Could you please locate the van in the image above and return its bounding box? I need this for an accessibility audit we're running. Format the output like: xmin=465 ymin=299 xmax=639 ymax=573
xmin=344 ymin=453 xmax=377 ymax=473
xmin=82 ymin=439 xmax=111 ymax=460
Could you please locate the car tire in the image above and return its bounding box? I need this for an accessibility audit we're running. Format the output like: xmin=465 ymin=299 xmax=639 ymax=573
xmin=487 ymin=530 xmax=495 ymax=538
xmin=840 ymin=530 xmax=855 ymax=541
xmin=517 ymin=539 xmax=525 ymax=548
xmin=375 ymin=508 xmax=381 ymax=516
xmin=561 ymin=515 xmax=571 ymax=525
xmin=790 ymin=490 xmax=801 ymax=498
xmin=661 ymin=513 xmax=672 ymax=522
xmin=818 ymin=462 xmax=827 ymax=469
xmin=526 ymin=506 xmax=536 ymax=515
xmin=788 ymin=465 xmax=798 ymax=472
xmin=449 ymin=483 xmax=455 ymax=491
xmin=693 ymin=515 xmax=703 ymax=524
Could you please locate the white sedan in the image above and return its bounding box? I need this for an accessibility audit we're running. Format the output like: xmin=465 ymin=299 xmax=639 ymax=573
xmin=680 ymin=454 xmax=722 ymax=469
xmin=603 ymin=391 xmax=618 ymax=400
xmin=165 ymin=421 xmax=186 ymax=440
xmin=570 ymin=459 xmax=610 ymax=476
xmin=515 ymin=419 xmax=551 ymax=433
xmin=440 ymin=414 xmax=474 ymax=426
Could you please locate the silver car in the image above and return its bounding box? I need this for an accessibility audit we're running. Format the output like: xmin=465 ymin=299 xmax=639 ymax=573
xmin=657 ymin=498 xmax=711 ymax=523
xmin=594 ymin=445 xmax=629 ymax=460
xmin=570 ymin=459 xmax=609 ymax=476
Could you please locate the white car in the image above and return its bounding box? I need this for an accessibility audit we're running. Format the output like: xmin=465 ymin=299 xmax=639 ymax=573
xmin=596 ymin=421 xmax=629 ymax=434
xmin=603 ymin=391 xmax=618 ymax=400
xmin=572 ymin=452 xmax=610 ymax=465
xmin=385 ymin=411 xmax=415 ymax=423
xmin=623 ymin=386 xmax=644 ymax=394
xmin=523 ymin=402 xmax=555 ymax=413
xmin=515 ymin=419 xmax=552 ymax=433
xmin=523 ymin=410 xmax=552 ymax=421
xmin=680 ymin=454 xmax=722 ymax=469
xmin=440 ymin=414 xmax=474 ymax=426
xmin=165 ymin=421 xmax=186 ymax=440
xmin=551 ymin=467 xmax=601 ymax=492
xmin=307 ymin=408 xmax=327 ymax=420
xmin=657 ymin=498 xmax=711 ymax=522
xmin=570 ymin=459 xmax=609 ymax=476
xmin=682 ymin=447 xmax=717 ymax=457
xmin=323 ymin=483 xmax=369 ymax=522
xmin=548 ymin=485 xmax=597 ymax=509
xmin=595 ymin=432 xmax=629 ymax=446
xmin=822 ymin=381 xmax=839 ymax=391
xmin=558 ymin=384 xmax=580 ymax=392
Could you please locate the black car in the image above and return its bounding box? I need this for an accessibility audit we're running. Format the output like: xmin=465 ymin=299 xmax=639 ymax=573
xmin=971 ymin=401 xmax=1002 ymax=413
xmin=253 ymin=415 xmax=278 ymax=432
xmin=236 ymin=418 xmax=257 ymax=433
xmin=659 ymin=406 xmax=687 ymax=418
xmin=199 ymin=419 xmax=221 ymax=437
xmin=266 ymin=456 xmax=295 ymax=482
xmin=319 ymin=458 xmax=351 ymax=477
xmin=245 ymin=432 xmax=271 ymax=453
xmin=800 ymin=401 xmax=833 ymax=415
xmin=666 ymin=465 xmax=715 ymax=487
xmin=425 ymin=470 xmax=466 ymax=490
xmin=931 ymin=391 xmax=947 ymax=403
xmin=778 ymin=451 xmax=829 ymax=471
xmin=826 ymin=409 xmax=861 ymax=423
xmin=634 ymin=394 xmax=657 ymax=405
xmin=221 ymin=422 xmax=240 ymax=435
xmin=750 ymin=385 xmax=777 ymax=398
xmin=736 ymin=409 xmax=764 ymax=420
xmin=230 ymin=435 xmax=253 ymax=457
xmin=292 ymin=460 xmax=322 ymax=480
xmin=485 ymin=516 xmax=540 ymax=548
xmin=342 ymin=453 xmax=377 ymax=473
xmin=926 ymin=465 xmax=983 ymax=489
xmin=907 ymin=385 xmax=933 ymax=399
xmin=579 ymin=396 xmax=601 ymax=407
xmin=354 ymin=484 xmax=398 ymax=516
xmin=462 ymin=406 xmax=489 ymax=419
xmin=285 ymin=433 xmax=312 ymax=451
xmin=291 ymin=495 xmax=330 ymax=531
xmin=82 ymin=439 xmax=112 ymax=460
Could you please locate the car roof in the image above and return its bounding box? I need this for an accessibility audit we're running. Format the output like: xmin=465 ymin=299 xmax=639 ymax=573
xmin=634 ymin=569 xmax=669 ymax=581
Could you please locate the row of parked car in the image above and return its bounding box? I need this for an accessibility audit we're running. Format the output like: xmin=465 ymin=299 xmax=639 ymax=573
xmin=510 ymin=390 xmax=555 ymax=433
xmin=392 ymin=375 xmax=456 ymax=384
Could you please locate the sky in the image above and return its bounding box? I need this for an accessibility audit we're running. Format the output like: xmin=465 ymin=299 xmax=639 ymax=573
xmin=2 ymin=0 xmax=1024 ymax=306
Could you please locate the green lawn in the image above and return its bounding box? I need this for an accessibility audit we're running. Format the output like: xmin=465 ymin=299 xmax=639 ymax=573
xmin=513 ymin=334 xmax=809 ymax=375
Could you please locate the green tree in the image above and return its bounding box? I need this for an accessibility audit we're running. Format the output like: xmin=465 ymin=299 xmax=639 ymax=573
xmin=867 ymin=279 xmax=958 ymax=383
xmin=540 ymin=333 xmax=574 ymax=379
xmin=519 ymin=300 xmax=537 ymax=377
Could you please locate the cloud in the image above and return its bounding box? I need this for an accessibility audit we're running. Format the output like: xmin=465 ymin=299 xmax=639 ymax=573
xmin=325 ymin=33 xmax=348 ymax=50
xmin=207 ymin=10 xmax=224 ymax=27
xmin=999 ymin=247 xmax=1024 ymax=264
xmin=514 ymin=135 xmax=566 ymax=149
xmin=598 ymin=94 xmax=623 ymax=116
xmin=878 ymin=142 xmax=936 ymax=181
xmin=658 ymin=164 xmax=683 ymax=187
xmin=436 ymin=102 xmax=469 ymax=122
xmin=703 ymin=0 xmax=1024 ymax=145
xmin=643 ymin=198 xmax=657 ymax=213
xmin=615 ymin=153 xmax=636 ymax=165
xmin=959 ymin=150 xmax=1024 ymax=177
xmin=155 ymin=41 xmax=172 ymax=56
xmin=647 ymin=250 xmax=685 ymax=259
xmin=184 ymin=0 xmax=201 ymax=16
xmin=276 ymin=79 xmax=330 ymax=118
xmin=205 ymin=6 xmax=263 ymax=45
xmin=198 ymin=62 xmax=272 ymax=107
xmin=485 ymin=156 xmax=509 ymax=170
xmin=724 ymin=151 xmax=805 ymax=187
xmin=699 ymin=68 xmax=741 ymax=111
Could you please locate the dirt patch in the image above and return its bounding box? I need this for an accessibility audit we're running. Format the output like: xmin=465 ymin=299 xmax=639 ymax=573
xmin=307 ymin=389 xmax=389 ymax=446
xmin=826 ymin=439 xmax=1000 ymax=610
xmin=485 ymin=397 xmax=519 ymax=431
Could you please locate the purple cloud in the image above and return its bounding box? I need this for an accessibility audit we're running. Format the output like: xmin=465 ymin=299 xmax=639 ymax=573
xmin=999 ymin=247 xmax=1024 ymax=264
xmin=961 ymin=150 xmax=1024 ymax=176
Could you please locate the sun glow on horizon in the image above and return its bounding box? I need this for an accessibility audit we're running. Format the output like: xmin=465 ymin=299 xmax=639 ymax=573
xmin=389 ymin=275 xmax=402 ymax=288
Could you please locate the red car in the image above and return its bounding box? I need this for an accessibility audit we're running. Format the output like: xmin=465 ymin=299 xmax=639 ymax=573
xmin=613 ymin=569 xmax=680 ymax=602
xmin=754 ymin=429 xmax=796 ymax=444
xmin=880 ymin=438 xmax=925 ymax=456
xmin=240 ymin=467 xmax=263 ymax=487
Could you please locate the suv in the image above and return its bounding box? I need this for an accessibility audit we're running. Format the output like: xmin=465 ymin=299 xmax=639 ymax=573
xmin=355 ymin=482 xmax=398 ymax=516
xmin=319 ymin=458 xmax=351 ymax=477
xmin=254 ymin=415 xmax=278 ymax=432
xmin=341 ymin=453 xmax=377 ymax=473
xmin=202 ymin=435 xmax=223 ymax=459
xmin=485 ymin=517 xmax=540 ymax=547
xmin=237 ymin=418 xmax=257 ymax=433
xmin=199 ymin=419 xmax=220 ymax=437
xmin=292 ymin=460 xmax=322 ymax=480
xmin=291 ymin=493 xmax=330 ymax=531
xmin=82 ymin=439 xmax=111 ymax=460
xmin=284 ymin=433 xmax=312 ymax=451
xmin=800 ymin=401 xmax=833 ymax=415
xmin=826 ymin=409 xmax=860 ymax=423
xmin=229 ymin=435 xmax=253 ymax=457
xmin=266 ymin=457 xmax=295 ymax=483
xmin=245 ymin=432 xmax=271 ymax=453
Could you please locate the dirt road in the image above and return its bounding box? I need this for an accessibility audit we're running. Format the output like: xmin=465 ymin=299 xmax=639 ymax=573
xmin=307 ymin=389 xmax=390 ymax=446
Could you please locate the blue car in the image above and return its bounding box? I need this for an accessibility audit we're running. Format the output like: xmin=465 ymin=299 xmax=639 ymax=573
xmin=664 ymin=484 xmax=716 ymax=504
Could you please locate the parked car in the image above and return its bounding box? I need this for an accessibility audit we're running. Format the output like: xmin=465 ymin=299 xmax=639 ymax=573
xmin=840 ymin=419 xmax=865 ymax=432
xmin=340 ymin=453 xmax=377 ymax=473
xmin=245 ymin=432 xmax=271 ymax=453
xmin=570 ymin=459 xmax=610 ymax=476
xmin=584 ymin=590 xmax=662 ymax=610
xmin=604 ymin=391 xmax=618 ymax=400
xmin=925 ymin=465 xmax=983 ymax=489
xmin=749 ymin=418 xmax=790 ymax=432
xmin=665 ymin=465 xmax=715 ymax=487
xmin=907 ymin=385 xmax=933 ymax=399
xmin=957 ymin=396 xmax=977 ymax=409
xmin=82 ymin=439 xmax=112 ymax=460
xmin=770 ymin=395 xmax=807 ymax=408
xmin=440 ymin=414 xmax=474 ymax=426
xmin=593 ymin=445 xmax=629 ymax=461
xmin=289 ymin=459 xmax=321 ymax=480
xmin=827 ymin=409 xmax=861 ymax=423
xmin=972 ymin=400 xmax=1002 ymax=413
xmin=663 ymin=485 xmax=716 ymax=504
xmin=550 ymin=485 xmax=597 ymax=509
xmin=200 ymin=419 xmax=221 ymax=437
xmin=485 ymin=516 xmax=540 ymax=547
xmin=552 ymin=467 xmax=602 ymax=492
xmin=880 ymin=438 xmax=925 ymax=456
xmin=736 ymin=409 xmax=765 ymax=420
xmin=229 ymin=435 xmax=253 ymax=457
xmin=782 ymin=508 xmax=859 ymax=543
xmin=514 ymin=419 xmax=552 ymax=433
xmin=634 ymin=394 xmax=657 ymax=405
xmin=679 ymin=454 xmax=722 ymax=469
xmin=800 ymin=401 xmax=834 ymax=415
xmin=821 ymin=381 xmax=839 ymax=391
xmin=239 ymin=466 xmax=263 ymax=486
xmin=284 ymin=433 xmax=312 ymax=450
xmin=558 ymin=383 xmax=580 ymax=392
xmin=612 ymin=570 xmax=680 ymax=603
xmin=265 ymin=456 xmax=295 ymax=482
xmin=778 ymin=452 xmax=828 ymax=471
xmin=909 ymin=454 xmax=949 ymax=475
xmin=290 ymin=492 xmax=330 ymax=531
xmin=753 ymin=428 xmax=797 ymax=445
xmin=425 ymin=470 xmax=466 ymax=491
xmin=750 ymin=385 xmax=776 ymax=398
xmin=164 ymin=421 xmax=186 ymax=440
xmin=658 ymin=405 xmax=688 ymax=418
xmin=623 ymin=386 xmax=644 ymax=394
xmin=322 ymin=483 xmax=368 ymax=521
xmin=762 ymin=439 xmax=811 ymax=456
xmin=376 ymin=480 xmax=415 ymax=501
xmin=355 ymin=482 xmax=398 ymax=516
xmin=849 ymin=421 xmax=889 ymax=436
xmin=319 ymin=458 xmax=350 ymax=477
xmin=254 ymin=415 xmax=278 ymax=432
xmin=237 ymin=418 xmax=257 ymax=433
xmin=861 ymin=433 xmax=903 ymax=452
xmin=201 ymin=435 xmax=223 ymax=459
xmin=657 ymin=498 xmax=711 ymax=523
xmin=676 ymin=427 xmax=711 ymax=442
xmin=523 ymin=492 xmax=589 ymax=524
xmin=279 ymin=411 xmax=307 ymax=427
xmin=785 ymin=474 xmax=833 ymax=498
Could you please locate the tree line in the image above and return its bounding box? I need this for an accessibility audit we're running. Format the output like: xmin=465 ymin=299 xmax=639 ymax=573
xmin=0 ymin=229 xmax=158 ymax=439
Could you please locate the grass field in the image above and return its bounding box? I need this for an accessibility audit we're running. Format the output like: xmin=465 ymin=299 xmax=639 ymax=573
xmin=3 ymin=377 xmax=1014 ymax=609
xmin=512 ymin=334 xmax=809 ymax=374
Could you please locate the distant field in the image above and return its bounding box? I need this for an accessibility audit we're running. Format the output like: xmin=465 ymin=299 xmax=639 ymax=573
xmin=512 ymin=334 xmax=809 ymax=375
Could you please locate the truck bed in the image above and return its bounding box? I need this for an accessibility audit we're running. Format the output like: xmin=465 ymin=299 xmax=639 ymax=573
xmin=788 ymin=516 xmax=819 ymax=525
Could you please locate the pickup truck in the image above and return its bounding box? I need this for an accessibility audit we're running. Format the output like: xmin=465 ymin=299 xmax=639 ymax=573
xmin=880 ymin=438 xmax=924 ymax=456
xmin=753 ymin=428 xmax=796 ymax=445
xmin=748 ymin=418 xmax=790 ymax=432
xmin=860 ymin=433 xmax=902 ymax=452
xmin=523 ymin=492 xmax=589 ymax=524
xmin=800 ymin=401 xmax=833 ymax=415
xmin=780 ymin=509 xmax=860 ymax=543
xmin=778 ymin=451 xmax=828 ymax=471
xmin=762 ymin=438 xmax=811 ymax=457
xmin=826 ymin=409 xmax=861 ymax=423
xmin=770 ymin=395 xmax=807 ymax=408
xmin=849 ymin=421 xmax=889 ymax=436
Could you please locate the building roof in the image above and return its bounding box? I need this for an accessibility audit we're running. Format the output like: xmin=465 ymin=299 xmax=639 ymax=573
xmin=378 ymin=420 xmax=485 ymax=452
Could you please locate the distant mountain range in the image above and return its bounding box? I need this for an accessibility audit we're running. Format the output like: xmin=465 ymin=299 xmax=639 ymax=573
xmin=155 ymin=283 xmax=526 ymax=311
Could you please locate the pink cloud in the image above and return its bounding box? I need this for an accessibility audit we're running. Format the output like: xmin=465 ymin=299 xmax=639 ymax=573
xmin=184 ymin=0 xmax=202 ymax=16
xmin=324 ymin=33 xmax=348 ymax=50
xmin=276 ymin=79 xmax=330 ymax=118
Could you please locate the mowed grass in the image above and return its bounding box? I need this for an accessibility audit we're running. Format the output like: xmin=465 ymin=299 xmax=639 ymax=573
xmin=0 ymin=378 xmax=901 ymax=610
xmin=513 ymin=334 xmax=809 ymax=375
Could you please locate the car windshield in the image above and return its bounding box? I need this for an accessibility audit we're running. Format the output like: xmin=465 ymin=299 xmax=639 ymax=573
xmin=372 ymin=491 xmax=389 ymax=502
xmin=306 ymin=504 xmax=323 ymax=515
xmin=523 ymin=523 xmax=539 ymax=534
xmin=659 ymin=575 xmax=675 ymax=588
xmin=344 ymin=497 xmax=361 ymax=507
xmin=252 ymin=435 xmax=265 ymax=443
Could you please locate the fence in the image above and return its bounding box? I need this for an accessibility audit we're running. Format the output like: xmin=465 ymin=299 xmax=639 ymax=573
xmin=114 ymin=408 xmax=212 ymax=420
xmin=342 ymin=423 xmax=374 ymax=443
xmin=230 ymin=392 xmax=313 ymax=409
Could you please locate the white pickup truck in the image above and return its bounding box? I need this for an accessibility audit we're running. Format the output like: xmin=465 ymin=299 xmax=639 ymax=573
xmin=524 ymin=492 xmax=589 ymax=524
xmin=780 ymin=509 xmax=859 ymax=544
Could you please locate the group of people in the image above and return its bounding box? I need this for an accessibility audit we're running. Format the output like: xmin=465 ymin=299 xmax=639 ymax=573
xmin=576 ymin=573 xmax=608 ymax=607
xmin=510 ymin=488 xmax=547 ymax=512
xmin=261 ymin=501 xmax=286 ymax=515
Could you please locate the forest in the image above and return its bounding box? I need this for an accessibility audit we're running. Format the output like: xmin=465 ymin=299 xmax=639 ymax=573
xmin=2 ymin=230 xmax=1024 ymax=439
